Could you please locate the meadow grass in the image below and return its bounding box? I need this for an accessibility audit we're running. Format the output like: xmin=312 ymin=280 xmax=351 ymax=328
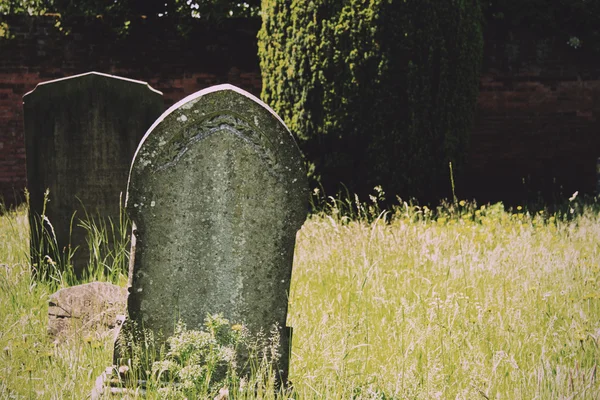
xmin=0 ymin=196 xmax=599 ymax=399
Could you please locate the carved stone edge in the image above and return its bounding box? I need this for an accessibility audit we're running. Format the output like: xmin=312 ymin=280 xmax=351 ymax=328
xmin=90 ymin=366 xmax=147 ymax=399
xmin=24 ymin=71 xmax=163 ymax=100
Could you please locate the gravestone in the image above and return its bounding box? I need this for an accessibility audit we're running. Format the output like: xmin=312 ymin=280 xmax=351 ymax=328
xmin=24 ymin=72 xmax=163 ymax=277
xmin=118 ymin=84 xmax=307 ymax=382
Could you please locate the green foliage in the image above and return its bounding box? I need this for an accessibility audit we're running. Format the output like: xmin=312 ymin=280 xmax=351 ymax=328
xmin=259 ymin=0 xmax=484 ymax=202
xmin=77 ymin=199 xmax=131 ymax=284
xmin=0 ymin=0 xmax=260 ymax=18
xmin=0 ymin=0 xmax=49 ymax=15
xmin=26 ymin=188 xmax=129 ymax=288
xmin=0 ymin=0 xmax=261 ymax=38
xmin=26 ymin=188 xmax=77 ymax=286
xmin=114 ymin=315 xmax=284 ymax=398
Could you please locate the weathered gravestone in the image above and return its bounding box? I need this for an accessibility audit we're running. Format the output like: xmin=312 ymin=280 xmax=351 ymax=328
xmin=24 ymin=72 xmax=163 ymax=277
xmin=117 ymin=84 xmax=307 ymax=383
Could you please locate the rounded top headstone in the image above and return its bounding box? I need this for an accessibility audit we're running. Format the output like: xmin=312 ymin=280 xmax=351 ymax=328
xmin=121 ymin=83 xmax=308 ymax=382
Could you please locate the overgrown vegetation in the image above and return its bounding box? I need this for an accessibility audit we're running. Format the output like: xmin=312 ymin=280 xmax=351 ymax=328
xmin=258 ymin=0 xmax=483 ymax=203
xmin=26 ymin=189 xmax=130 ymax=288
xmin=0 ymin=0 xmax=260 ymax=19
xmin=110 ymin=315 xmax=285 ymax=399
xmin=1 ymin=193 xmax=599 ymax=398
xmin=0 ymin=0 xmax=260 ymax=39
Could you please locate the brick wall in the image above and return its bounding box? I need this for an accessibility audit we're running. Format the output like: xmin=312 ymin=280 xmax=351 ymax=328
xmin=465 ymin=27 xmax=600 ymax=204
xmin=0 ymin=15 xmax=262 ymax=207
xmin=2 ymin=17 xmax=600 ymax=206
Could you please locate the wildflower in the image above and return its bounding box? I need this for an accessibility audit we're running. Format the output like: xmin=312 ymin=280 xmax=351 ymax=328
xmin=231 ymin=324 xmax=243 ymax=331
xmin=214 ymin=387 xmax=229 ymax=400
xmin=239 ymin=377 xmax=247 ymax=392
xmin=569 ymin=191 xmax=579 ymax=201
xmin=459 ymin=200 xmax=466 ymax=207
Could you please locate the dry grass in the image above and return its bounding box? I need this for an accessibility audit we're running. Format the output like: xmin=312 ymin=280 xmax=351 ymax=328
xmin=1 ymin=198 xmax=599 ymax=398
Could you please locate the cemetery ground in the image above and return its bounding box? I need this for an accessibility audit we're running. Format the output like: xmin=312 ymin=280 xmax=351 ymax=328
xmin=1 ymin=195 xmax=600 ymax=399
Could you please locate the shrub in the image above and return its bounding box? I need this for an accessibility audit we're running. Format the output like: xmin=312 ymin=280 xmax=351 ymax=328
xmin=259 ymin=0 xmax=483 ymax=202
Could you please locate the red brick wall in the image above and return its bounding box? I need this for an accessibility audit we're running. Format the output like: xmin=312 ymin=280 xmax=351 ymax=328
xmin=0 ymin=69 xmax=29 ymax=206
xmin=2 ymin=17 xmax=600 ymax=206
xmin=0 ymin=15 xmax=262 ymax=207
xmin=465 ymin=28 xmax=600 ymax=204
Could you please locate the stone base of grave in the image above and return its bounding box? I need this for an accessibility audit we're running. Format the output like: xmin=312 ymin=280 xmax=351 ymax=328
xmin=91 ymin=366 xmax=147 ymax=399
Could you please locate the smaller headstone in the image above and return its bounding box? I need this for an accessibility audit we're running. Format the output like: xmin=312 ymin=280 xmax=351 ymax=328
xmin=24 ymin=71 xmax=163 ymax=277
xmin=48 ymin=282 xmax=127 ymax=340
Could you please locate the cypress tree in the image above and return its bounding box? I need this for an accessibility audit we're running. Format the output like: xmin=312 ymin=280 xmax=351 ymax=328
xmin=258 ymin=0 xmax=483 ymax=202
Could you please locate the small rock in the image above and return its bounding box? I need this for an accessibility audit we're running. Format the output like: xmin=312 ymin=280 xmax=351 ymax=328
xmin=48 ymin=281 xmax=127 ymax=340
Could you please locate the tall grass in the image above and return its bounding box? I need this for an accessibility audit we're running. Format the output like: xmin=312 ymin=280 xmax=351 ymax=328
xmin=77 ymin=198 xmax=130 ymax=286
xmin=0 ymin=203 xmax=115 ymax=398
xmin=26 ymin=190 xmax=130 ymax=289
xmin=1 ymin=193 xmax=599 ymax=398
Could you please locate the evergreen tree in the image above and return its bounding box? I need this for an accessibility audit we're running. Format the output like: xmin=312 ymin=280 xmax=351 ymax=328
xmin=259 ymin=0 xmax=484 ymax=202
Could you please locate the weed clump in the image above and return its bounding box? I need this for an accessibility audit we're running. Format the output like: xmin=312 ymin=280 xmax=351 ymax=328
xmin=114 ymin=314 xmax=284 ymax=399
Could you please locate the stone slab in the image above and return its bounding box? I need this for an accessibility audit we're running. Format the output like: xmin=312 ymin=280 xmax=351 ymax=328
xmin=119 ymin=84 xmax=308 ymax=382
xmin=24 ymin=71 xmax=163 ymax=276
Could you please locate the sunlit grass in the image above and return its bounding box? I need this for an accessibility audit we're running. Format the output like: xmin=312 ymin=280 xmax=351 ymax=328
xmin=1 ymin=195 xmax=599 ymax=398
xmin=0 ymin=205 xmax=115 ymax=398
xmin=289 ymin=196 xmax=600 ymax=398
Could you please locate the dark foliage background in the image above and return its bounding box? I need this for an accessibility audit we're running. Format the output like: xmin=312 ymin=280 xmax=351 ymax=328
xmin=258 ymin=0 xmax=484 ymax=202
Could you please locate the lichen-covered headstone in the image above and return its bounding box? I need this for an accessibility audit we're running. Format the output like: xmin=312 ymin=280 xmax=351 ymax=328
xmin=24 ymin=72 xmax=163 ymax=277
xmin=120 ymin=84 xmax=307 ymax=382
